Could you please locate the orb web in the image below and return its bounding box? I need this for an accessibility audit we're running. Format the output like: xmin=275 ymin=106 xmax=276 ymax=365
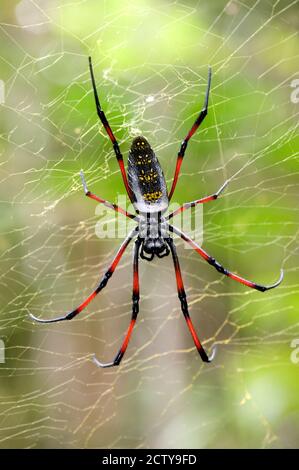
xmin=0 ymin=0 xmax=298 ymax=449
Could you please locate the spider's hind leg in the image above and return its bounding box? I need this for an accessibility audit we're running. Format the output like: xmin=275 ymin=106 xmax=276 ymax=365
xmin=168 ymin=224 xmax=283 ymax=293
xmin=29 ymin=228 xmax=138 ymax=324
xmin=166 ymin=237 xmax=216 ymax=363
xmin=93 ymin=238 xmax=142 ymax=368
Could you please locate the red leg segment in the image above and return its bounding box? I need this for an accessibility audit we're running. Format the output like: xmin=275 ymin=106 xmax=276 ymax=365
xmin=29 ymin=228 xmax=138 ymax=324
xmin=93 ymin=238 xmax=142 ymax=368
xmin=167 ymin=179 xmax=229 ymax=220
xmin=88 ymin=57 xmax=134 ymax=202
xmin=168 ymin=67 xmax=212 ymax=201
xmin=168 ymin=224 xmax=283 ymax=292
xmin=166 ymin=238 xmax=215 ymax=363
xmin=80 ymin=170 xmax=137 ymax=220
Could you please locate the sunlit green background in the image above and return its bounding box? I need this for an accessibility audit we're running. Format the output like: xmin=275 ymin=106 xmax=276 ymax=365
xmin=0 ymin=0 xmax=298 ymax=449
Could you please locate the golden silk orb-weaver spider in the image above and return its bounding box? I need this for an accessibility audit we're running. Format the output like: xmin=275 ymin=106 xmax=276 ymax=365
xmin=30 ymin=57 xmax=284 ymax=368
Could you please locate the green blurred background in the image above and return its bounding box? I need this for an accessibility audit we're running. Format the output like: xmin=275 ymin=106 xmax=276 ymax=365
xmin=0 ymin=0 xmax=298 ymax=448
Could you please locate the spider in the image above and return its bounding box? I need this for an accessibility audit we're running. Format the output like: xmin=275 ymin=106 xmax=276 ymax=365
xmin=29 ymin=57 xmax=283 ymax=368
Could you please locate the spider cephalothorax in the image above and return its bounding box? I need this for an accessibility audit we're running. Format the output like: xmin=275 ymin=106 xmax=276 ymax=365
xmin=30 ymin=56 xmax=283 ymax=369
xmin=138 ymin=213 xmax=169 ymax=260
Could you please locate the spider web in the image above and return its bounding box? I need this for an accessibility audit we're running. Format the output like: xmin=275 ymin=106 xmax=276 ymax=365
xmin=0 ymin=0 xmax=299 ymax=449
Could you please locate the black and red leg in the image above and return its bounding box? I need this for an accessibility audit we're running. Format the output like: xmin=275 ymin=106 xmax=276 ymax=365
xmin=167 ymin=178 xmax=230 ymax=220
xmin=88 ymin=56 xmax=134 ymax=201
xmin=93 ymin=237 xmax=142 ymax=368
xmin=168 ymin=224 xmax=283 ymax=292
xmin=168 ymin=67 xmax=212 ymax=201
xmin=166 ymin=237 xmax=216 ymax=363
xmin=29 ymin=228 xmax=138 ymax=324
xmin=80 ymin=170 xmax=137 ymax=220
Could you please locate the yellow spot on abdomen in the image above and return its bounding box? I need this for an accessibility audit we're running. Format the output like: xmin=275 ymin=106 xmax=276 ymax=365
xmin=143 ymin=191 xmax=163 ymax=202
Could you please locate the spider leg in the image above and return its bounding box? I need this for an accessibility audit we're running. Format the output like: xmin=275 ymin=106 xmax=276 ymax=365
xmin=167 ymin=178 xmax=230 ymax=220
xmin=93 ymin=238 xmax=142 ymax=368
xmin=80 ymin=170 xmax=138 ymax=221
xmin=88 ymin=56 xmax=134 ymax=202
xmin=166 ymin=237 xmax=216 ymax=363
xmin=168 ymin=67 xmax=212 ymax=201
xmin=29 ymin=227 xmax=138 ymax=324
xmin=168 ymin=224 xmax=284 ymax=292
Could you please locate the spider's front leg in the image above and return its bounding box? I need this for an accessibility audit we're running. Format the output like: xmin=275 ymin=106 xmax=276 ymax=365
xmin=88 ymin=57 xmax=134 ymax=202
xmin=93 ymin=237 xmax=142 ymax=368
xmin=168 ymin=66 xmax=212 ymax=201
xmin=80 ymin=170 xmax=137 ymax=220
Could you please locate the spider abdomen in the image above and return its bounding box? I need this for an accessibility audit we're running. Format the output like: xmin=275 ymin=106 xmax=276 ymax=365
xmin=128 ymin=136 xmax=168 ymax=213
